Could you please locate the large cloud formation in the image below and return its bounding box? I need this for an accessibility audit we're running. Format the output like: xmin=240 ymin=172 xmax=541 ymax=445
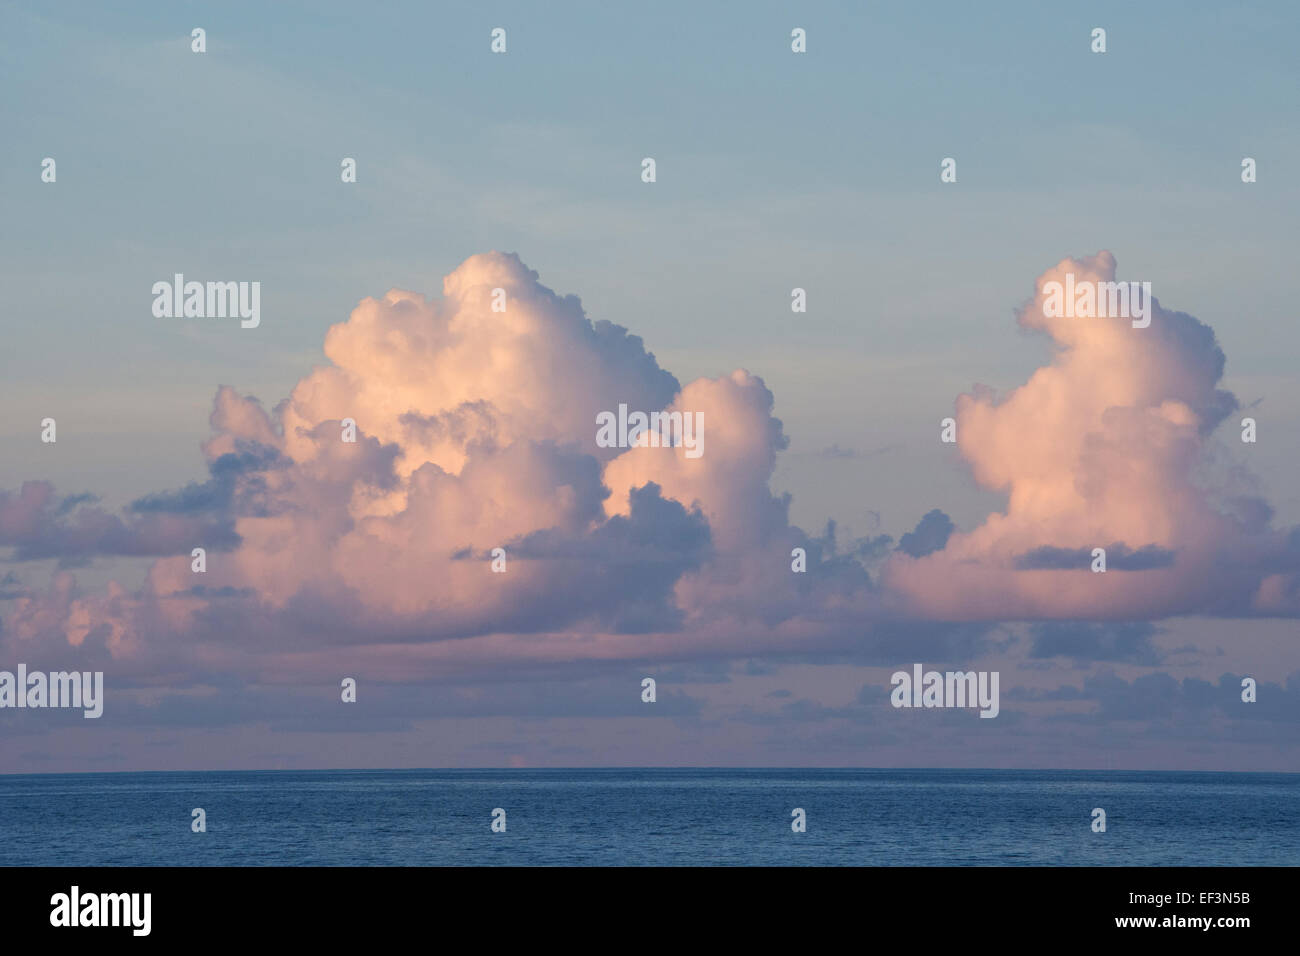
xmin=2 ymin=253 xmax=871 ymax=680
xmin=2 ymin=251 xmax=1297 ymax=685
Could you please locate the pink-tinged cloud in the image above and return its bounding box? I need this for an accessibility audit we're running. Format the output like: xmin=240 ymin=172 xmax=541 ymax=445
xmin=2 ymin=253 xmax=867 ymax=678
xmin=882 ymin=251 xmax=1300 ymax=620
xmin=2 ymin=251 xmax=1298 ymax=684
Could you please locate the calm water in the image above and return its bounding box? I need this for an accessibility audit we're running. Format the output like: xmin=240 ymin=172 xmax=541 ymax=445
xmin=1 ymin=768 xmax=1296 ymax=866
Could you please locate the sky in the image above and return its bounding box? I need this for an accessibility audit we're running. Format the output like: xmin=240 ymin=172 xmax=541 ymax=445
xmin=1 ymin=1 xmax=1298 ymax=772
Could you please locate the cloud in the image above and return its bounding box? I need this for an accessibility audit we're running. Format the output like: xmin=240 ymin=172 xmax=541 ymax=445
xmin=1018 ymin=671 xmax=1300 ymax=742
xmin=896 ymin=509 xmax=955 ymax=558
xmin=0 ymin=572 xmax=25 ymax=600
xmin=1 ymin=253 xmax=878 ymax=679
xmin=882 ymin=251 xmax=1300 ymax=620
xmin=1027 ymin=621 xmax=1165 ymax=665
xmin=3 ymin=250 xmax=1298 ymax=692
xmin=0 ymin=480 xmax=239 ymax=565
xmin=818 ymin=443 xmax=857 ymax=459
xmin=1013 ymin=544 xmax=1175 ymax=571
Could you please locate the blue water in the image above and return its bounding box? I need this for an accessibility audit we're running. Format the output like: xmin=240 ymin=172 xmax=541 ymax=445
xmin=1 ymin=769 xmax=1296 ymax=866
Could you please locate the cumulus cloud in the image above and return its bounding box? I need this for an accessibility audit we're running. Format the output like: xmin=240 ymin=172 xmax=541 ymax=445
xmin=1 ymin=252 xmax=876 ymax=678
xmin=883 ymin=251 xmax=1300 ymax=620
xmin=3 ymin=250 xmax=1298 ymax=689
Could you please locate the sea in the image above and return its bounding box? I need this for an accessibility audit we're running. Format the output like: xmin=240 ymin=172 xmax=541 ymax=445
xmin=1 ymin=768 xmax=1296 ymax=866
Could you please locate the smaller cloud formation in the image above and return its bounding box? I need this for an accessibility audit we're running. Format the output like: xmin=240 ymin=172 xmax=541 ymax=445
xmin=819 ymin=443 xmax=857 ymax=460
xmin=815 ymin=442 xmax=900 ymax=461
xmin=0 ymin=482 xmax=238 ymax=566
xmin=1018 ymin=671 xmax=1300 ymax=745
xmin=884 ymin=251 xmax=1300 ymax=620
xmin=897 ymin=509 xmax=955 ymax=558
xmin=1014 ymin=544 xmax=1175 ymax=571
xmin=1027 ymin=621 xmax=1165 ymax=665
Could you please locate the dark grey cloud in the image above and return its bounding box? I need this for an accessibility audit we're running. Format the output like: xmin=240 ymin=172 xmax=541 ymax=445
xmin=897 ymin=509 xmax=955 ymax=558
xmin=1014 ymin=543 xmax=1176 ymax=571
xmin=3 ymin=672 xmax=705 ymax=735
xmin=128 ymin=442 xmax=284 ymax=516
xmin=0 ymin=480 xmax=240 ymax=565
xmin=1028 ymin=621 xmax=1165 ymax=665
xmin=1023 ymin=671 xmax=1300 ymax=743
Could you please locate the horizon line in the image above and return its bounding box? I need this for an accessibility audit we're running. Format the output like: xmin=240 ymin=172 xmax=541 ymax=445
xmin=3 ymin=766 xmax=1297 ymax=778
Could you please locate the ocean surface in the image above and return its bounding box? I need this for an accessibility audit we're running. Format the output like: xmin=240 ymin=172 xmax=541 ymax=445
xmin=1 ymin=768 xmax=1296 ymax=866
